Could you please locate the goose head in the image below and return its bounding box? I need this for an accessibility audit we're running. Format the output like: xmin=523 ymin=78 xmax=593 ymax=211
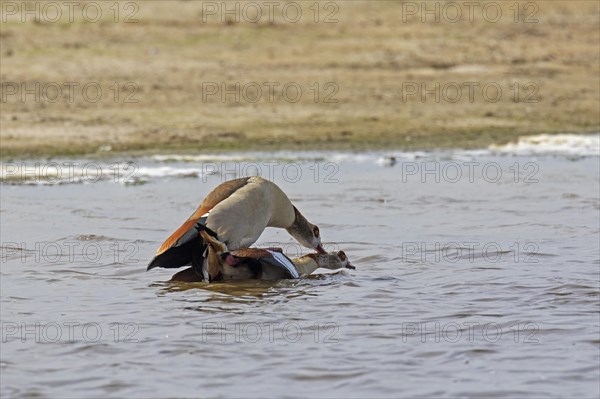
xmin=301 ymin=250 xmax=355 ymax=271
xmin=286 ymin=206 xmax=326 ymax=254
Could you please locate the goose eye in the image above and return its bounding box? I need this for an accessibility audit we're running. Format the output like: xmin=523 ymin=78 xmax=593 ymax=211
xmin=313 ymin=227 xmax=320 ymax=237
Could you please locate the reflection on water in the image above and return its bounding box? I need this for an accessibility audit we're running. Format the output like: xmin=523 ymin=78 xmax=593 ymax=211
xmin=158 ymin=271 xmax=350 ymax=298
xmin=158 ymin=279 xmax=286 ymax=297
xmin=1 ymin=148 xmax=599 ymax=398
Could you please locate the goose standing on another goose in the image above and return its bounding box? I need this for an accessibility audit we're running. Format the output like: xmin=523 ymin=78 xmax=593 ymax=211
xmin=147 ymin=176 xmax=326 ymax=281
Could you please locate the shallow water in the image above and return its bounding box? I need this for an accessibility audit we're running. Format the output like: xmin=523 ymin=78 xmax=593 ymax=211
xmin=1 ymin=145 xmax=599 ymax=398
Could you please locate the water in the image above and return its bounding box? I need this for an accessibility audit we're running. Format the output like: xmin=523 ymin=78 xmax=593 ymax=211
xmin=1 ymin=137 xmax=599 ymax=398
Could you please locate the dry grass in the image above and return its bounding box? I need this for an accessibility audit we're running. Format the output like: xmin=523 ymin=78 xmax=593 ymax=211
xmin=1 ymin=0 xmax=598 ymax=158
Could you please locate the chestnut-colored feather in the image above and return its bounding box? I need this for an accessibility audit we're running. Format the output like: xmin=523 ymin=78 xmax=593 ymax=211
xmin=229 ymin=248 xmax=273 ymax=259
xmin=156 ymin=219 xmax=198 ymax=256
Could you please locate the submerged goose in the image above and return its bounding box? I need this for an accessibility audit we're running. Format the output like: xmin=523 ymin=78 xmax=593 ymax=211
xmin=147 ymin=176 xmax=325 ymax=281
xmin=170 ymin=231 xmax=354 ymax=282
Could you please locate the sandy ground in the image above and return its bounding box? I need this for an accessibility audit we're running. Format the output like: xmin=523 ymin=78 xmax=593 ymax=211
xmin=0 ymin=0 xmax=598 ymax=158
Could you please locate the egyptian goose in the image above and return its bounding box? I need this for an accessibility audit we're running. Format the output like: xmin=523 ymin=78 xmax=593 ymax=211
xmin=147 ymin=176 xmax=325 ymax=280
xmin=170 ymin=230 xmax=354 ymax=282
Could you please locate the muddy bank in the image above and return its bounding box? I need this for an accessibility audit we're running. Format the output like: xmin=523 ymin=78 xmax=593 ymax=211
xmin=1 ymin=1 xmax=598 ymax=158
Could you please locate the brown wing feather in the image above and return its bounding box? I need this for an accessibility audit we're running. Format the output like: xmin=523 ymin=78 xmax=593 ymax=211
xmin=155 ymin=177 xmax=251 ymax=256
xmin=229 ymin=248 xmax=273 ymax=260
xmin=156 ymin=219 xmax=198 ymax=255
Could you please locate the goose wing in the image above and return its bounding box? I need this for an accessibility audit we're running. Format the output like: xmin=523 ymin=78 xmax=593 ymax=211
xmin=147 ymin=177 xmax=251 ymax=270
xmin=229 ymin=248 xmax=300 ymax=279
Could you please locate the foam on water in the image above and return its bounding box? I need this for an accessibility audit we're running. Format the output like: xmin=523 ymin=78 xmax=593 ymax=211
xmin=489 ymin=133 xmax=600 ymax=157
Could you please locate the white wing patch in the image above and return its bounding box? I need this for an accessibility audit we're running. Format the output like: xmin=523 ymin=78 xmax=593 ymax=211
xmin=268 ymin=251 xmax=300 ymax=279
xmin=202 ymin=247 xmax=210 ymax=282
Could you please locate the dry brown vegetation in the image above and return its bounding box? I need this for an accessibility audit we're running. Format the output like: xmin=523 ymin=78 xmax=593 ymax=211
xmin=0 ymin=0 xmax=598 ymax=158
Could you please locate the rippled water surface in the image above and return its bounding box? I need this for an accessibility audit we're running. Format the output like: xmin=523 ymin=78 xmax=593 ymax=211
xmin=1 ymin=148 xmax=599 ymax=398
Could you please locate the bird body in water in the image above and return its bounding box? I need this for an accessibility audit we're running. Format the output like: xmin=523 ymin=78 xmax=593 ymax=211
xmin=170 ymin=230 xmax=354 ymax=282
xmin=147 ymin=176 xmax=326 ymax=281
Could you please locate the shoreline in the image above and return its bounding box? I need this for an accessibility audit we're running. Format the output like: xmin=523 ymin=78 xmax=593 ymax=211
xmin=2 ymin=129 xmax=599 ymax=160
xmin=2 ymin=133 xmax=598 ymax=185
xmin=1 ymin=131 xmax=598 ymax=162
